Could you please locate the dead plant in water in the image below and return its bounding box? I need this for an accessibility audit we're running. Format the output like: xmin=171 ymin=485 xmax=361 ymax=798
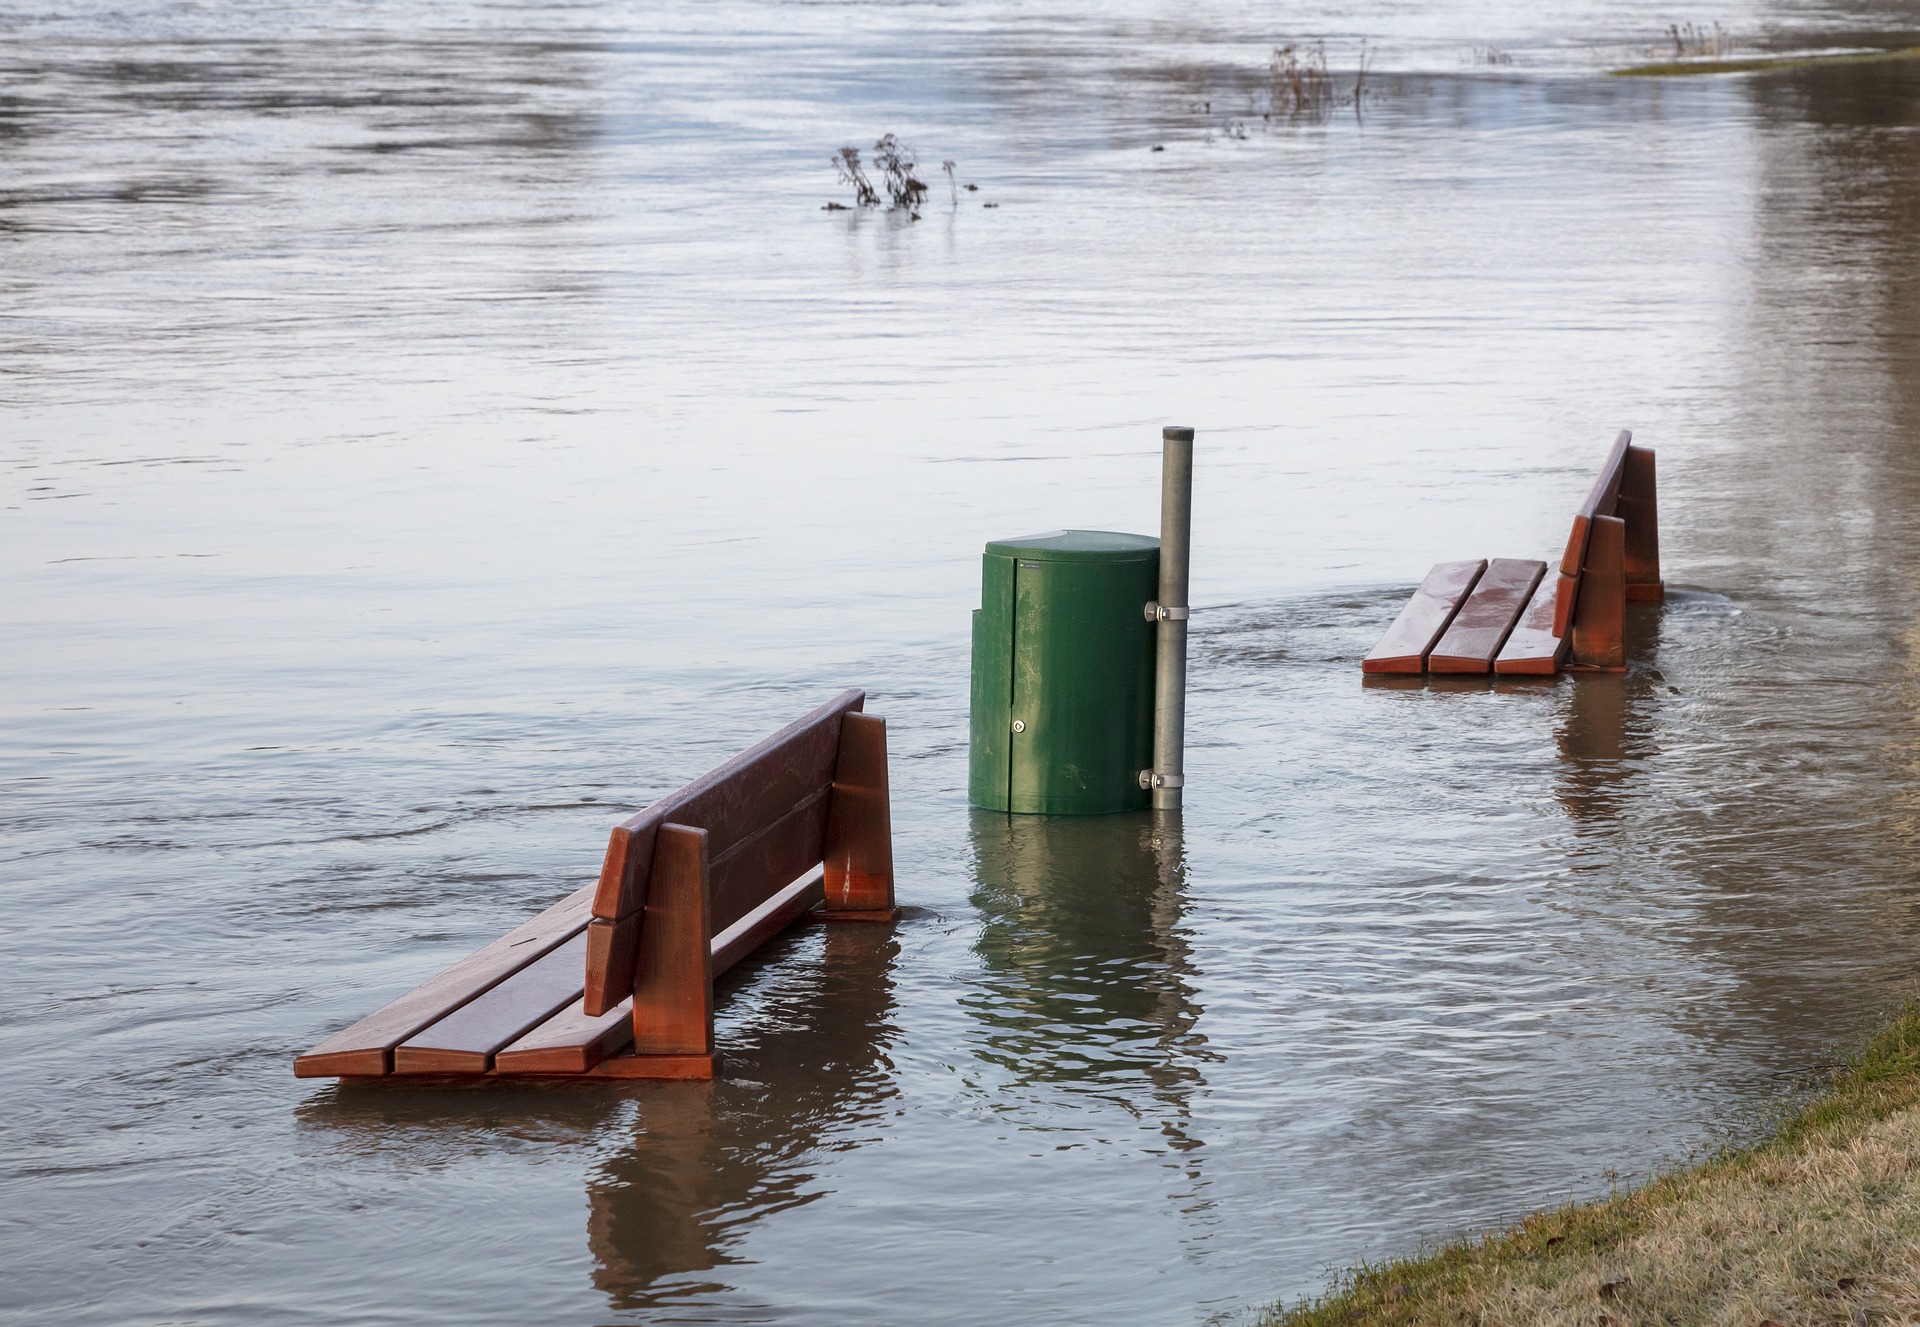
xmin=832 ymin=146 xmax=879 ymax=207
xmin=1666 ymin=21 xmax=1733 ymax=58
xmin=872 ymin=133 xmax=928 ymax=214
xmin=1266 ymin=40 xmax=1376 ymax=122
xmin=1269 ymin=41 xmax=1336 ymax=118
xmin=831 ymin=134 xmax=935 ymax=217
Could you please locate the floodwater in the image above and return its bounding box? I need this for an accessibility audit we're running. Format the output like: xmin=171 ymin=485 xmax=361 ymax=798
xmin=5 ymin=1 xmax=1920 ymax=1322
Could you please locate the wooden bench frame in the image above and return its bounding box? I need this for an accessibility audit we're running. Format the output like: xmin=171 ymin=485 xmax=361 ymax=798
xmin=294 ymin=690 xmax=895 ymax=1083
xmin=1362 ymin=431 xmax=1661 ymax=676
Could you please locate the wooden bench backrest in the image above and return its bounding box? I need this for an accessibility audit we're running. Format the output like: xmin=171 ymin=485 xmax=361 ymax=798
xmin=1553 ymin=430 xmax=1631 ymax=637
xmin=582 ymin=688 xmax=868 ymax=1014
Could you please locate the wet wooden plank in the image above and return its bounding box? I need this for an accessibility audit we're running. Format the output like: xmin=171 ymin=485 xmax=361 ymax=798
xmin=493 ymin=996 xmax=634 ymax=1075
xmin=1361 ymin=560 xmax=1486 ymax=674
xmin=1493 ymin=573 xmax=1568 ymax=675
xmin=1558 ymin=429 xmax=1632 ymax=577
xmin=1570 ymin=513 xmax=1627 ymax=670
xmin=581 ymin=911 xmax=642 ymax=1018
xmin=583 ymin=1052 xmax=717 ymax=1080
xmin=590 ymin=690 xmax=863 ymax=921
xmin=823 ymin=713 xmax=895 ymax=917
xmin=707 ymin=786 xmax=831 ymax=936
xmin=1428 ymin=559 xmax=1546 ymax=674
xmin=293 ymin=883 xmax=595 ymax=1078
xmin=504 ymin=872 xmax=822 ymax=1076
xmin=1619 ymin=444 xmax=1663 ymax=599
xmin=631 ymin=824 xmax=713 ymax=1057
xmin=587 ymin=785 xmax=830 ymax=1016
xmin=1552 ymin=570 xmax=1582 ymax=638
xmin=391 ymin=932 xmax=590 ymax=1074
xmin=713 ymin=866 xmax=825 ymax=977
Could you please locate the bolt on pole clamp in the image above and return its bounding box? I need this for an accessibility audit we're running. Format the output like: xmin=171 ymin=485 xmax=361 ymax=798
xmin=1138 ymin=770 xmax=1186 ymax=790
xmin=1144 ymin=602 xmax=1190 ymax=622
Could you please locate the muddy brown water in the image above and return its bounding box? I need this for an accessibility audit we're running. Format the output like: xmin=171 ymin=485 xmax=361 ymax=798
xmin=6 ymin=1 xmax=1920 ymax=1322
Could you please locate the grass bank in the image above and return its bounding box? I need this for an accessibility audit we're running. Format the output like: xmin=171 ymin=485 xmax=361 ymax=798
xmin=1612 ymin=45 xmax=1920 ymax=77
xmin=1262 ymin=1002 xmax=1920 ymax=1326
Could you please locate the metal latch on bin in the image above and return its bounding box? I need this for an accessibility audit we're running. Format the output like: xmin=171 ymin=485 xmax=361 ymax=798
xmin=1144 ymin=601 xmax=1189 ymax=622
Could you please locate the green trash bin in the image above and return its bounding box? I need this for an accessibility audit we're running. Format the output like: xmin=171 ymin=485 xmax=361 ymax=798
xmin=969 ymin=529 xmax=1160 ymax=815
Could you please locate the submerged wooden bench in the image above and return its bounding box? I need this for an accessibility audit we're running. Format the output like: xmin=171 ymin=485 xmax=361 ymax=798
xmin=295 ymin=689 xmax=895 ymax=1082
xmin=1363 ymin=431 xmax=1661 ymax=676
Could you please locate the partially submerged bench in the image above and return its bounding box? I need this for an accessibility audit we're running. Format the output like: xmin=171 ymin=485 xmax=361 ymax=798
xmin=295 ymin=690 xmax=895 ymax=1082
xmin=1363 ymin=431 xmax=1661 ymax=676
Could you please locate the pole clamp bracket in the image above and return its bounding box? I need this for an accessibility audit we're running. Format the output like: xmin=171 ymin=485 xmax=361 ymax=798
xmin=1144 ymin=602 xmax=1190 ymax=622
xmin=1138 ymin=770 xmax=1186 ymax=790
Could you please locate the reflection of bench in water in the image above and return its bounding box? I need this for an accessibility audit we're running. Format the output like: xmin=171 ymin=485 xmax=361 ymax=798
xmin=586 ymin=922 xmax=901 ymax=1309
xmin=294 ymin=690 xmax=896 ymax=1083
xmin=1363 ymin=430 xmax=1662 ymax=676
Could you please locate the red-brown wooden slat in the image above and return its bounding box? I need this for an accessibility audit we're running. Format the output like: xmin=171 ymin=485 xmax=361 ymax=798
xmin=631 ymin=825 xmax=713 ymax=1057
xmin=493 ymin=996 xmax=634 ymax=1075
xmin=582 ymin=1052 xmax=716 ymax=1080
xmin=507 ymin=868 xmax=826 ymax=1076
xmin=1557 ymin=429 xmax=1633 ymax=577
xmin=707 ymin=786 xmax=831 ymax=936
xmin=1552 ymin=570 xmax=1582 ymax=638
xmin=1428 ymin=559 xmax=1546 ymax=674
xmin=581 ymin=910 xmax=642 ymax=1018
xmin=392 ymin=932 xmax=590 ymax=1074
xmin=589 ymin=824 xmax=643 ymax=926
xmin=583 ymin=784 xmax=832 ymax=1016
xmin=293 ymin=883 xmax=596 ymax=1078
xmin=1493 ymin=573 xmax=1568 ymax=675
xmin=1361 ymin=560 xmax=1486 ymax=674
xmin=712 ymin=867 xmax=826 ymax=976
xmin=589 ymin=690 xmax=863 ymax=922
xmin=1569 ymin=513 xmax=1627 ymax=670
xmin=1619 ymin=444 xmax=1663 ymax=599
xmin=823 ymin=712 xmax=895 ymax=918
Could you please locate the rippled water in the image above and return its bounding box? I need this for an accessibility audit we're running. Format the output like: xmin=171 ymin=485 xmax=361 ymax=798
xmin=7 ymin=1 xmax=1920 ymax=1322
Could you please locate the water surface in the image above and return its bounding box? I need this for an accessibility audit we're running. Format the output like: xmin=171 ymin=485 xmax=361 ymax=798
xmin=6 ymin=1 xmax=1920 ymax=1322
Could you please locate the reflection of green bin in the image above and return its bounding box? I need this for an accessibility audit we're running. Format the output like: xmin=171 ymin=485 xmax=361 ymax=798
xmin=969 ymin=529 xmax=1159 ymax=814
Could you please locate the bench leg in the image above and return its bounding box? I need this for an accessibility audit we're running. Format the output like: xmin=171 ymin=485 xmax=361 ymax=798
xmin=630 ymin=824 xmax=714 ymax=1057
xmin=1570 ymin=514 xmax=1627 ymax=670
xmin=1619 ymin=445 xmax=1663 ymax=601
xmin=823 ymin=712 xmax=896 ymax=921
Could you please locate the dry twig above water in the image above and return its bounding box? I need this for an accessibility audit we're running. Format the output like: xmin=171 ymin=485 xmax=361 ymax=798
xmin=830 ymin=134 xmax=943 ymax=217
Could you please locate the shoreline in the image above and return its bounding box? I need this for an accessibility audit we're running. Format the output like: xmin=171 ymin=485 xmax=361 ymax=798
xmin=1612 ymin=44 xmax=1920 ymax=77
xmin=1262 ymin=1001 xmax=1920 ymax=1325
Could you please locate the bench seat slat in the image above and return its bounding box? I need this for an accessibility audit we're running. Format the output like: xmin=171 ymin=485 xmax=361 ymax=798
xmin=392 ymin=932 xmax=591 ymax=1074
xmin=292 ymin=883 xmax=596 ymax=1078
xmin=1428 ymin=559 xmax=1545 ymax=673
xmin=1493 ymin=574 xmax=1568 ymax=675
xmin=1362 ymin=560 xmax=1486 ymax=674
xmin=494 ymin=996 xmax=634 ymax=1075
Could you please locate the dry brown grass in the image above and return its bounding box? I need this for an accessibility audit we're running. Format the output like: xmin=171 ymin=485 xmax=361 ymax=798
xmin=1263 ymin=1003 xmax=1920 ymax=1326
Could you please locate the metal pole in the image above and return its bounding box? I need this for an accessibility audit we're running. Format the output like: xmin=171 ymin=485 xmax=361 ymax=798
xmin=1152 ymin=426 xmax=1193 ymax=812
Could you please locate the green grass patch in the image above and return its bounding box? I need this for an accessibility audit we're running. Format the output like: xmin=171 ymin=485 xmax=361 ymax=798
xmin=1612 ymin=45 xmax=1920 ymax=76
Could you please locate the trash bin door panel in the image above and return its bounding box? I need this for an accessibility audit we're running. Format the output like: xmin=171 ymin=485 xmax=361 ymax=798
xmin=1007 ymin=557 xmax=1156 ymax=815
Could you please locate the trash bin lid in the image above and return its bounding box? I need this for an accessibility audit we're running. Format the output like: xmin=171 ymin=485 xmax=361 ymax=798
xmin=984 ymin=529 xmax=1160 ymax=564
